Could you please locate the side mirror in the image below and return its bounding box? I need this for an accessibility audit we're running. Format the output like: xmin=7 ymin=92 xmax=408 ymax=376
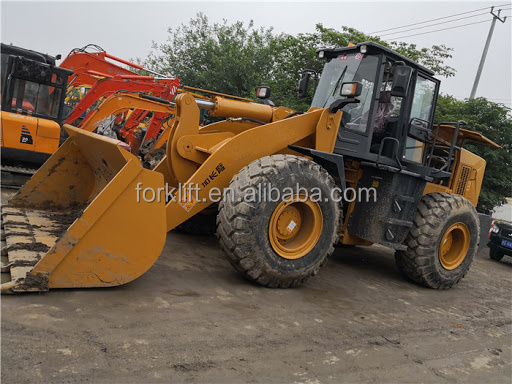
xmin=298 ymin=72 xmax=311 ymax=98
xmin=340 ymin=82 xmax=362 ymax=97
xmin=55 ymin=54 xmax=62 ymax=60
xmin=391 ymin=65 xmax=413 ymax=97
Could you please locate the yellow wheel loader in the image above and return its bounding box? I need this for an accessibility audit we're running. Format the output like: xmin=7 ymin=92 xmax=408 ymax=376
xmin=1 ymin=42 xmax=500 ymax=293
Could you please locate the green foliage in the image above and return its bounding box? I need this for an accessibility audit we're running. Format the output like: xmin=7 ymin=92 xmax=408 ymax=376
xmin=265 ymin=24 xmax=456 ymax=110
xmin=265 ymin=32 xmax=323 ymax=111
xmin=143 ymin=15 xmax=455 ymax=109
xmin=435 ymin=95 xmax=512 ymax=211
xmin=144 ymin=13 xmax=274 ymax=98
xmin=317 ymin=25 xmax=455 ymax=77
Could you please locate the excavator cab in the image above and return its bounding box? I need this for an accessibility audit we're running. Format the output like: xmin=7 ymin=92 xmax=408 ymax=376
xmin=1 ymin=44 xmax=72 ymax=168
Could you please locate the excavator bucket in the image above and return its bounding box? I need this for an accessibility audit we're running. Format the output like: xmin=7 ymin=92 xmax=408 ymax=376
xmin=1 ymin=125 xmax=166 ymax=293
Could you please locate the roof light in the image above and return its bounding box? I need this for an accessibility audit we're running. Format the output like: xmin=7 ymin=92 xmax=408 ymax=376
xmin=360 ymin=45 xmax=367 ymax=54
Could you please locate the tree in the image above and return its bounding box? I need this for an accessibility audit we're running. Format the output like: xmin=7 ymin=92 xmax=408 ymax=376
xmin=316 ymin=25 xmax=455 ymax=78
xmin=143 ymin=16 xmax=456 ymax=109
xmin=435 ymin=95 xmax=512 ymax=211
xmin=144 ymin=13 xmax=274 ymax=98
xmin=266 ymin=24 xmax=455 ymax=110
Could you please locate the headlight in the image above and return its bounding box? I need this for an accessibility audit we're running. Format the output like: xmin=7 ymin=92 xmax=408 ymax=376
xmin=491 ymin=225 xmax=500 ymax=233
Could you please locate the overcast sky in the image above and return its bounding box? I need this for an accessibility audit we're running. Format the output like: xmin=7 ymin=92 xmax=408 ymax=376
xmin=1 ymin=0 xmax=511 ymax=107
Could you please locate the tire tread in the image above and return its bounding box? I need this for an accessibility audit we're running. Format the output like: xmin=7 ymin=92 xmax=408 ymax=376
xmin=395 ymin=193 xmax=479 ymax=289
xmin=217 ymin=155 xmax=342 ymax=288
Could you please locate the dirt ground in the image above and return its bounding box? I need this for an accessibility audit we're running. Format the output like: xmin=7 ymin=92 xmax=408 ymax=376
xmin=1 ymin=191 xmax=511 ymax=384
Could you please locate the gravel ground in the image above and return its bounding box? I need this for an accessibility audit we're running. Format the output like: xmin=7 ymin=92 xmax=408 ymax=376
xmin=1 ymin=190 xmax=511 ymax=383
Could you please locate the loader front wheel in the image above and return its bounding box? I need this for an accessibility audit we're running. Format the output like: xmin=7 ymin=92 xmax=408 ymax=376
xmin=395 ymin=193 xmax=479 ymax=289
xmin=217 ymin=155 xmax=341 ymax=288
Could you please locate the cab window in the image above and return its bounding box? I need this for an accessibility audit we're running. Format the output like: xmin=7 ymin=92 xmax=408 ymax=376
xmin=11 ymin=78 xmax=63 ymax=119
xmin=311 ymin=53 xmax=379 ymax=134
xmin=404 ymin=76 xmax=437 ymax=163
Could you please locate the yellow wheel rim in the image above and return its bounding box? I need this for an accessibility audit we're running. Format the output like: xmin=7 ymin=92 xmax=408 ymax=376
xmin=269 ymin=194 xmax=323 ymax=260
xmin=439 ymin=222 xmax=470 ymax=270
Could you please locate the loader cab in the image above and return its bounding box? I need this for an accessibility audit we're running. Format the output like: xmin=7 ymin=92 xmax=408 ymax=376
xmin=303 ymin=42 xmax=460 ymax=250
xmin=309 ymin=42 xmax=442 ymax=179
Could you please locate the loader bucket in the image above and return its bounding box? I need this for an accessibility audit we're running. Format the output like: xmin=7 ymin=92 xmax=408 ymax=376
xmin=1 ymin=125 xmax=166 ymax=293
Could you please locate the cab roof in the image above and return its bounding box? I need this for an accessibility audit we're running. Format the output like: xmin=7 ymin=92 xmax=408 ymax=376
xmin=438 ymin=125 xmax=501 ymax=148
xmin=318 ymin=41 xmax=435 ymax=76
xmin=1 ymin=43 xmax=56 ymax=66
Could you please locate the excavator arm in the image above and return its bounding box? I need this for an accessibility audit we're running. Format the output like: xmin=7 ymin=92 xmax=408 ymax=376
xmin=60 ymin=44 xmax=169 ymax=86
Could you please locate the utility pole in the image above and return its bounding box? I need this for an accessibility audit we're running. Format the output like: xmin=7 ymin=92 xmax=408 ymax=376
xmin=470 ymin=6 xmax=507 ymax=99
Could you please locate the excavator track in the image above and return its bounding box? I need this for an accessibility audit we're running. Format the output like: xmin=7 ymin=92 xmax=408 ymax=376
xmin=1 ymin=165 xmax=37 ymax=189
xmin=1 ymin=206 xmax=80 ymax=293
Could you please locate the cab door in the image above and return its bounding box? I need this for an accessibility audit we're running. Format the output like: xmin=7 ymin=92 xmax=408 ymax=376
xmin=402 ymin=74 xmax=439 ymax=165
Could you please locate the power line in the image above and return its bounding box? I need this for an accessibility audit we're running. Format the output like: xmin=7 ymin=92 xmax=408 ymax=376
xmin=370 ymin=6 xmax=488 ymax=34
xmin=390 ymin=19 xmax=492 ymax=40
xmin=378 ymin=12 xmax=489 ymax=37
xmin=370 ymin=4 xmax=511 ymax=34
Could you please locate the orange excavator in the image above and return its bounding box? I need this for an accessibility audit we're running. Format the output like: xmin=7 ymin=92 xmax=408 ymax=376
xmin=59 ymin=44 xmax=179 ymax=146
xmin=1 ymin=44 xmax=179 ymax=186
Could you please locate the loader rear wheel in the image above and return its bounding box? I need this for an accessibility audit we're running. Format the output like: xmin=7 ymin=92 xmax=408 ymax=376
xmin=217 ymin=155 xmax=341 ymax=288
xmin=395 ymin=193 xmax=479 ymax=289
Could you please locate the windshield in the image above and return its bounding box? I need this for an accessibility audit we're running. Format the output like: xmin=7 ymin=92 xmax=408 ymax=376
xmin=10 ymin=79 xmax=63 ymax=118
xmin=311 ymin=53 xmax=379 ymax=133
xmin=4 ymin=68 xmax=67 ymax=120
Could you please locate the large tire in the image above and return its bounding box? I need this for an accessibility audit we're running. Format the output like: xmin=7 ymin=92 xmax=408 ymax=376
xmin=395 ymin=193 xmax=479 ymax=289
xmin=489 ymin=247 xmax=504 ymax=261
xmin=217 ymin=155 xmax=342 ymax=288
